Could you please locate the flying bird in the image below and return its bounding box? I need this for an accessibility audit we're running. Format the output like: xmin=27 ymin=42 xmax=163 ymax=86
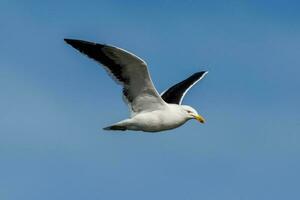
xmin=64 ymin=39 xmax=208 ymax=132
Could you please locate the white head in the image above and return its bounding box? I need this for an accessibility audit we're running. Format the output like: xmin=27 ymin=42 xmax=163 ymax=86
xmin=181 ymin=105 xmax=205 ymax=123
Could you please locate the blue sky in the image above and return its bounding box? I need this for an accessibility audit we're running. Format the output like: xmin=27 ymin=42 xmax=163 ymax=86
xmin=1 ymin=0 xmax=300 ymax=199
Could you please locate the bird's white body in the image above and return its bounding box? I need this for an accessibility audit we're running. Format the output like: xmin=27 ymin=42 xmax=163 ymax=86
xmin=111 ymin=104 xmax=190 ymax=132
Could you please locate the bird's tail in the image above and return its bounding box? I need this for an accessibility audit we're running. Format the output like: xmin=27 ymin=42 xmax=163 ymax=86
xmin=103 ymin=124 xmax=127 ymax=131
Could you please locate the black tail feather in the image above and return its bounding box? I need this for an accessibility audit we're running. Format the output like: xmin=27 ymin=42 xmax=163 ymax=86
xmin=103 ymin=125 xmax=127 ymax=131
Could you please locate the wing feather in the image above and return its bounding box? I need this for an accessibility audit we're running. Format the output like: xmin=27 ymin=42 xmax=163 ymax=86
xmin=64 ymin=39 xmax=166 ymax=114
xmin=161 ymin=71 xmax=208 ymax=104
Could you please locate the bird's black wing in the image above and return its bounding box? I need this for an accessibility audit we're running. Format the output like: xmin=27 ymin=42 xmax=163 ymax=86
xmin=161 ymin=71 xmax=208 ymax=104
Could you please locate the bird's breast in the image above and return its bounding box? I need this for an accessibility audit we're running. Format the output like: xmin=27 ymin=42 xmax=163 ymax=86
xmin=131 ymin=109 xmax=187 ymax=132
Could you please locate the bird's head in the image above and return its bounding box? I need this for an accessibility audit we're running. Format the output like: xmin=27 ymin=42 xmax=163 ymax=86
xmin=181 ymin=105 xmax=205 ymax=123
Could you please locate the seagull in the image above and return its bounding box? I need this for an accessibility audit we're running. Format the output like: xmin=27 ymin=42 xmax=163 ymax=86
xmin=64 ymin=39 xmax=208 ymax=132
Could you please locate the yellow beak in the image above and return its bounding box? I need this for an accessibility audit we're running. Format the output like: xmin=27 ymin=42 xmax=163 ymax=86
xmin=194 ymin=114 xmax=205 ymax=123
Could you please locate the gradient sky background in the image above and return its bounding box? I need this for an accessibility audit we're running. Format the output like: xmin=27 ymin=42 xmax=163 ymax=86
xmin=1 ymin=0 xmax=300 ymax=199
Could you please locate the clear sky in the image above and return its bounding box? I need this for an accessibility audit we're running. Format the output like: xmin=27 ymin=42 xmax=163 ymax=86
xmin=1 ymin=0 xmax=300 ymax=199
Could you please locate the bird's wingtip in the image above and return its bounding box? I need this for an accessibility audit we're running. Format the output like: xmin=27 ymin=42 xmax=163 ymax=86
xmin=194 ymin=71 xmax=208 ymax=77
xmin=64 ymin=38 xmax=98 ymax=48
xmin=64 ymin=38 xmax=76 ymax=44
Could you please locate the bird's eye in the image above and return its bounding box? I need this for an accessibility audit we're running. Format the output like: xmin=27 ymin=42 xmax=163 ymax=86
xmin=187 ymin=110 xmax=192 ymax=114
